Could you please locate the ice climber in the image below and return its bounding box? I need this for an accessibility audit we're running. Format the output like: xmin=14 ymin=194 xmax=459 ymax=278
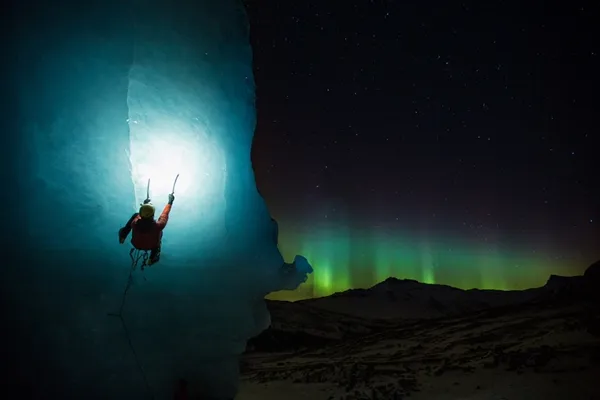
xmin=118 ymin=193 xmax=175 ymax=265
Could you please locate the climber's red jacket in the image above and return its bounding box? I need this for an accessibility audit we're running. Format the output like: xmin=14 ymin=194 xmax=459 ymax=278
xmin=119 ymin=204 xmax=172 ymax=250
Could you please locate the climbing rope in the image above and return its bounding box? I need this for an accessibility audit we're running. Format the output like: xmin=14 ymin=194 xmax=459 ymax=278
xmin=108 ymin=173 xmax=177 ymax=398
xmin=108 ymin=248 xmax=154 ymax=399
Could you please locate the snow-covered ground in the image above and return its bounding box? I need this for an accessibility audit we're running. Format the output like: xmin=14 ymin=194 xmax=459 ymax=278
xmin=237 ymin=272 xmax=600 ymax=399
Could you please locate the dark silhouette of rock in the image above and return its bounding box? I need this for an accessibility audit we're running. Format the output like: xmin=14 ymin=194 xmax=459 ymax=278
xmin=583 ymin=260 xmax=600 ymax=303
xmin=543 ymin=274 xmax=585 ymax=300
xmin=584 ymin=260 xmax=600 ymax=283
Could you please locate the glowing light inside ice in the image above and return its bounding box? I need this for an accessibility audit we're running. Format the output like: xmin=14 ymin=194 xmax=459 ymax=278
xmin=127 ymin=118 xmax=224 ymax=208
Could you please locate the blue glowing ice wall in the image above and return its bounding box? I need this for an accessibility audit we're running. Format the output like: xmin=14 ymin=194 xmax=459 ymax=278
xmin=8 ymin=1 xmax=312 ymax=398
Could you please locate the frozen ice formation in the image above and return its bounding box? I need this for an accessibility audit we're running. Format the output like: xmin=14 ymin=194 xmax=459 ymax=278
xmin=6 ymin=0 xmax=312 ymax=398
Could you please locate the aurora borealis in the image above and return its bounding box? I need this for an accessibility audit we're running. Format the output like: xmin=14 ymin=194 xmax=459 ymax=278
xmin=244 ymin=1 xmax=598 ymax=301
xmin=267 ymin=224 xmax=585 ymax=300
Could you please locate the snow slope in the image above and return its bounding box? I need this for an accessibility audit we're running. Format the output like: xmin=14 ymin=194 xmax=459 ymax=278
xmin=238 ymin=263 xmax=600 ymax=399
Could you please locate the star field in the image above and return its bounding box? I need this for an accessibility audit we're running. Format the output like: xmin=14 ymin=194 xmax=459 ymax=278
xmin=245 ymin=0 xmax=598 ymax=299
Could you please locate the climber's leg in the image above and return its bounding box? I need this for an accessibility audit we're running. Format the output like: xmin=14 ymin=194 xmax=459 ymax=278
xmin=148 ymin=247 xmax=160 ymax=265
xmin=148 ymin=236 xmax=162 ymax=266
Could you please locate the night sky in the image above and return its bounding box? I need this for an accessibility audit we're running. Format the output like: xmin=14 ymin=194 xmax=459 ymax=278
xmin=244 ymin=1 xmax=598 ymax=299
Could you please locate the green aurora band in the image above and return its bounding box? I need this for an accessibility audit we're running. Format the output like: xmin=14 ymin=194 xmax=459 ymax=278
xmin=269 ymin=225 xmax=588 ymax=301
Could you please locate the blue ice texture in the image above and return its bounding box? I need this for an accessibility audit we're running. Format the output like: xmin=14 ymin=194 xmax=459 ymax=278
xmin=5 ymin=1 xmax=312 ymax=399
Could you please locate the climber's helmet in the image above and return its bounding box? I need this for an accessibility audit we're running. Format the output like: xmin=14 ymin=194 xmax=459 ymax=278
xmin=139 ymin=203 xmax=155 ymax=219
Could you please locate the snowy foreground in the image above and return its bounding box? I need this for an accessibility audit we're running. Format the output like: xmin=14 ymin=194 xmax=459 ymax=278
xmin=237 ymin=276 xmax=600 ymax=399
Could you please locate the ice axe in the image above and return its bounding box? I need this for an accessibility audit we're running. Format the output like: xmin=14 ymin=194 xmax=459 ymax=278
xmin=143 ymin=178 xmax=151 ymax=204
xmin=171 ymin=174 xmax=179 ymax=195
